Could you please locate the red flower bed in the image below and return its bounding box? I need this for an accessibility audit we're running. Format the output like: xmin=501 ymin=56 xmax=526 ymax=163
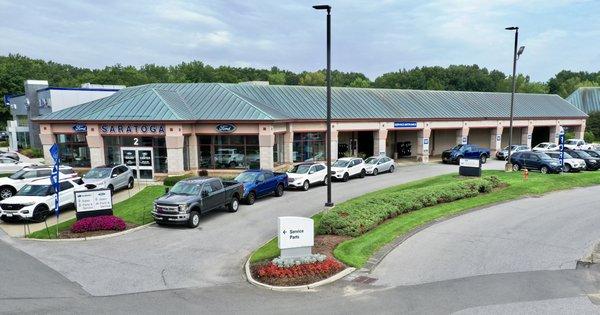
xmin=256 ymin=257 xmax=343 ymax=278
xmin=71 ymin=215 xmax=127 ymax=233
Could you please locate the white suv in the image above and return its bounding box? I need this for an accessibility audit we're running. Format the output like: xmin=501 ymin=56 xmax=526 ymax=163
xmin=0 ymin=177 xmax=88 ymax=222
xmin=364 ymin=155 xmax=395 ymax=175
xmin=0 ymin=166 xmax=76 ymax=200
xmin=532 ymin=142 xmax=559 ymax=152
xmin=331 ymin=157 xmax=366 ymax=182
xmin=564 ymin=139 xmax=592 ymax=150
xmin=287 ymin=162 xmax=328 ymax=190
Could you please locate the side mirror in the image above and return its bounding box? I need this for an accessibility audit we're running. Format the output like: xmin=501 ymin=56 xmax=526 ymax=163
xmin=308 ymin=171 xmax=315 ymax=174
xmin=165 ymin=187 xmax=170 ymax=194
xmin=112 ymin=173 xmax=118 ymax=178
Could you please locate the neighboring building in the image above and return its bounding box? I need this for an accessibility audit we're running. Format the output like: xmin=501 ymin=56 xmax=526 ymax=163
xmin=4 ymin=80 xmax=124 ymax=152
xmin=34 ymin=83 xmax=587 ymax=179
xmin=566 ymin=87 xmax=600 ymax=114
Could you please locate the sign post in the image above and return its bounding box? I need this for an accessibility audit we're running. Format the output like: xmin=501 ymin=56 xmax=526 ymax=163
xmin=278 ymin=217 xmax=314 ymax=259
xmin=49 ymin=144 xmax=60 ymax=237
xmin=558 ymin=126 xmax=565 ymax=172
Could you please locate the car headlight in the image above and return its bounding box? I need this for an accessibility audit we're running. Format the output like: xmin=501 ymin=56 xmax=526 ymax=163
xmin=550 ymin=162 xmax=559 ymax=166
xmin=178 ymin=204 xmax=189 ymax=212
xmin=590 ymin=160 xmax=597 ymax=163
xmin=288 ymin=178 xmax=295 ymax=183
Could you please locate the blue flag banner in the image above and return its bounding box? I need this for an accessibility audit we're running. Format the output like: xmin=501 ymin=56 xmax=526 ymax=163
xmin=558 ymin=127 xmax=565 ymax=170
xmin=48 ymin=144 xmax=60 ymax=219
xmin=49 ymin=144 xmax=59 ymax=163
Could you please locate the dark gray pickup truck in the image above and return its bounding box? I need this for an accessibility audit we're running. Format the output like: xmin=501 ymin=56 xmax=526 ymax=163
xmin=152 ymin=177 xmax=244 ymax=228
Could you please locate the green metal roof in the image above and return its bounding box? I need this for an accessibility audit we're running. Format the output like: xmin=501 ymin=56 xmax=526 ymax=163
xmin=37 ymin=83 xmax=587 ymax=122
xmin=566 ymin=87 xmax=600 ymax=114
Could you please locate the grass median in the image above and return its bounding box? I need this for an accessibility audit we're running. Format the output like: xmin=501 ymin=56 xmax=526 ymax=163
xmin=27 ymin=185 xmax=166 ymax=239
xmin=250 ymin=170 xmax=600 ymax=268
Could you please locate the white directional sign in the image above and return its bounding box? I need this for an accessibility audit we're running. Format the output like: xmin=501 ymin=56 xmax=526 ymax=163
xmin=75 ymin=189 xmax=113 ymax=213
xmin=278 ymin=216 xmax=314 ymax=250
xmin=459 ymin=158 xmax=480 ymax=168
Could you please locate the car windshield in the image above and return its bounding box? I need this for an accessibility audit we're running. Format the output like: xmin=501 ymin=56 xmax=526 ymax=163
xmin=587 ymin=151 xmax=600 ymax=158
xmin=333 ymin=160 xmax=350 ymax=167
xmin=235 ymin=172 xmax=259 ymax=183
xmin=451 ymin=145 xmax=464 ymax=150
xmin=365 ymin=157 xmax=379 ymax=165
xmin=170 ymin=182 xmax=200 ymax=195
xmin=289 ymin=165 xmax=311 ymax=174
xmin=565 ymin=140 xmax=578 ymax=145
xmin=17 ymin=184 xmax=52 ymax=196
xmin=83 ymin=168 xmax=112 ymax=179
xmin=9 ymin=169 xmax=29 ymax=180
xmin=576 ymin=151 xmax=593 ymax=159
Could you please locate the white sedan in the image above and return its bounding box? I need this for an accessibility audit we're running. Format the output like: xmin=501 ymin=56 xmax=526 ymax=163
xmin=0 ymin=157 xmax=35 ymax=174
xmin=364 ymin=155 xmax=395 ymax=175
xmin=286 ymin=162 xmax=328 ymax=191
xmin=331 ymin=157 xmax=366 ymax=182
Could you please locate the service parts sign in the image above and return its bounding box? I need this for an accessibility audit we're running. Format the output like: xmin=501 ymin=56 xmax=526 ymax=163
xmin=278 ymin=216 xmax=314 ymax=249
xmin=76 ymin=189 xmax=113 ymax=212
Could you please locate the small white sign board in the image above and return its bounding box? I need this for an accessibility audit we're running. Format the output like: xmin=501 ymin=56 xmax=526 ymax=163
xmin=459 ymin=158 xmax=480 ymax=168
xmin=278 ymin=216 xmax=314 ymax=249
xmin=75 ymin=189 xmax=113 ymax=213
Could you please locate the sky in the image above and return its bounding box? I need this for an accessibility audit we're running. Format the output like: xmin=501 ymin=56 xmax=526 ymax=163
xmin=0 ymin=0 xmax=598 ymax=82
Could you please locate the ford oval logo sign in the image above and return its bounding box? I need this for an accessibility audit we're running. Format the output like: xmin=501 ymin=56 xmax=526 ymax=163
xmin=72 ymin=124 xmax=87 ymax=133
xmin=215 ymin=123 xmax=236 ymax=133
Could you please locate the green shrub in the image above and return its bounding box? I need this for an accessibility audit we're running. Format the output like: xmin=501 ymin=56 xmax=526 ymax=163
xmin=0 ymin=141 xmax=8 ymax=147
xmin=20 ymin=147 xmax=44 ymax=158
xmin=317 ymin=176 xmax=503 ymax=237
xmin=584 ymin=131 xmax=595 ymax=143
xmin=163 ymin=174 xmax=193 ymax=186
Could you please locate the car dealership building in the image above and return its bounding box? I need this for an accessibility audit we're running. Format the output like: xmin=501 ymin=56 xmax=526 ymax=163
xmin=34 ymin=82 xmax=587 ymax=179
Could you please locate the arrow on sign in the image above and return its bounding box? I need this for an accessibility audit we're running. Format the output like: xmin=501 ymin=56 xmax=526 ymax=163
xmin=282 ymin=230 xmax=287 ymax=234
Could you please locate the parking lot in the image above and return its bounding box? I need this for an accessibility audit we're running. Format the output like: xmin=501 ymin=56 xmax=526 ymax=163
xmin=3 ymin=160 xmax=505 ymax=296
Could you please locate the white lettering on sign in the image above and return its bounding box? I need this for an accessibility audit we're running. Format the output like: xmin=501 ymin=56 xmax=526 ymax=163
xmin=75 ymin=189 xmax=113 ymax=212
xmin=459 ymin=158 xmax=480 ymax=168
xmin=278 ymin=216 xmax=314 ymax=249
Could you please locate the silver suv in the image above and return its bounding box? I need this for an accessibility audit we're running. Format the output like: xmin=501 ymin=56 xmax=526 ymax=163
xmin=82 ymin=164 xmax=134 ymax=192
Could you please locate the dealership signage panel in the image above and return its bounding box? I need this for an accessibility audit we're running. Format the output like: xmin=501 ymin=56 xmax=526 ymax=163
xmin=278 ymin=216 xmax=314 ymax=259
xmin=459 ymin=158 xmax=481 ymax=177
xmin=75 ymin=189 xmax=113 ymax=220
xmin=394 ymin=121 xmax=418 ymax=128
xmin=100 ymin=124 xmax=165 ymax=134
xmin=215 ymin=123 xmax=237 ymax=133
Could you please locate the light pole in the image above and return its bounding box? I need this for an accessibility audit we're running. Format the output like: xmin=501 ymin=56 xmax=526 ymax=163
xmin=313 ymin=4 xmax=334 ymax=207
xmin=505 ymin=26 xmax=525 ymax=171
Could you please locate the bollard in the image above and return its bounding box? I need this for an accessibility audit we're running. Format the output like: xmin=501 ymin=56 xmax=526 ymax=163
xmin=523 ymin=168 xmax=529 ymax=180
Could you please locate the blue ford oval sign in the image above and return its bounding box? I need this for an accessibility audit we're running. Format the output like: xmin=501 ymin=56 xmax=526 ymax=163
xmin=72 ymin=124 xmax=87 ymax=133
xmin=215 ymin=123 xmax=236 ymax=133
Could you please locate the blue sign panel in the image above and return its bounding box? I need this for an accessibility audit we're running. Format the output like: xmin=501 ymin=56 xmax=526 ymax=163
xmin=49 ymin=143 xmax=59 ymax=163
xmin=559 ymin=129 xmax=565 ymax=170
xmin=394 ymin=122 xmax=417 ymax=128
xmin=216 ymin=123 xmax=237 ymax=133
xmin=72 ymin=124 xmax=87 ymax=133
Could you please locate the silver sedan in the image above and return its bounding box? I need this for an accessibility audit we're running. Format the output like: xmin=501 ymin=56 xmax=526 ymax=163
xmin=364 ymin=155 xmax=395 ymax=175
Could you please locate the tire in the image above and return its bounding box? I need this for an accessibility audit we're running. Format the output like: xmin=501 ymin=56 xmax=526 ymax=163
xmin=127 ymin=177 xmax=134 ymax=189
xmin=389 ymin=165 xmax=395 ymax=173
xmin=540 ymin=166 xmax=549 ymax=174
xmin=302 ymin=180 xmax=310 ymax=191
xmin=372 ymin=168 xmax=379 ymax=176
xmin=342 ymin=173 xmax=349 ymax=182
xmin=245 ymin=192 xmax=256 ymax=205
xmin=107 ymin=184 xmax=114 ymax=194
xmin=0 ymin=186 xmax=15 ymax=200
xmin=32 ymin=205 xmax=50 ymax=223
xmin=512 ymin=163 xmax=521 ymax=171
xmin=227 ymin=196 xmax=240 ymax=213
xmin=187 ymin=211 xmax=200 ymax=228
xmin=359 ymin=169 xmax=366 ymax=178
xmin=480 ymin=155 xmax=487 ymax=164
xmin=228 ymin=161 xmax=237 ymax=168
xmin=322 ymin=176 xmax=328 ymax=186
xmin=275 ymin=184 xmax=285 ymax=197
xmin=563 ymin=164 xmax=571 ymax=173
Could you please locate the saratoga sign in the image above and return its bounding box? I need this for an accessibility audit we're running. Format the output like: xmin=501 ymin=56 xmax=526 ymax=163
xmin=100 ymin=124 xmax=165 ymax=134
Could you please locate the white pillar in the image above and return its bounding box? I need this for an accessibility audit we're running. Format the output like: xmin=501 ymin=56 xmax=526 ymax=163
xmin=522 ymin=125 xmax=534 ymax=148
xmin=86 ymin=124 xmax=105 ymax=168
xmin=259 ymin=124 xmax=275 ymax=170
xmin=490 ymin=126 xmax=503 ymax=156
xmin=456 ymin=126 xmax=469 ymax=145
xmin=165 ymin=124 xmax=185 ymax=174
xmin=188 ymin=134 xmax=198 ymax=170
xmin=417 ymin=128 xmax=432 ymax=163
xmin=574 ymin=123 xmax=586 ymax=139
xmin=283 ymin=127 xmax=294 ymax=164
xmin=373 ymin=128 xmax=388 ymax=156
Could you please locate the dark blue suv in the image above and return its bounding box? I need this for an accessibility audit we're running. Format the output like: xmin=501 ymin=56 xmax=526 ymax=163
xmin=509 ymin=151 xmax=562 ymax=174
xmin=442 ymin=144 xmax=491 ymax=164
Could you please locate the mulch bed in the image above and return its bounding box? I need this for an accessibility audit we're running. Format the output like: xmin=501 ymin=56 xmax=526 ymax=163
xmin=57 ymin=223 xmax=137 ymax=239
xmin=250 ymin=234 xmax=351 ymax=287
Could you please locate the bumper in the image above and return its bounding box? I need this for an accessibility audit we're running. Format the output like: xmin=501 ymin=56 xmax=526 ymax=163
xmin=332 ymin=172 xmax=345 ymax=179
xmin=151 ymin=211 xmax=190 ymax=224
xmin=442 ymin=156 xmax=459 ymax=164
xmin=287 ymin=180 xmax=304 ymax=188
xmin=0 ymin=206 xmax=36 ymax=220
xmin=365 ymin=168 xmax=376 ymax=174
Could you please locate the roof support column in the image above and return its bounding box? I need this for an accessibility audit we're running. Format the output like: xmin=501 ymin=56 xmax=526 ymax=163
xmin=574 ymin=122 xmax=586 ymax=139
xmin=86 ymin=124 xmax=105 ymax=168
xmin=188 ymin=133 xmax=199 ymax=171
xmin=374 ymin=126 xmax=388 ymax=156
xmin=417 ymin=127 xmax=432 ymax=163
xmin=329 ymin=124 xmax=338 ymax=161
xmin=549 ymin=123 xmax=560 ymax=145
xmin=456 ymin=125 xmax=469 ymax=145
xmin=165 ymin=124 xmax=185 ymax=175
xmin=490 ymin=125 xmax=503 ymax=156
xmin=259 ymin=124 xmax=275 ymax=170
xmin=39 ymin=124 xmax=55 ymax=165
xmin=521 ymin=123 xmax=534 ymax=148
xmin=283 ymin=124 xmax=294 ymax=164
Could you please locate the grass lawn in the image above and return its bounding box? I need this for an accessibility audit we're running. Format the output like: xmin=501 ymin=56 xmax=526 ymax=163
xmin=249 ymin=170 xmax=600 ymax=267
xmin=28 ymin=185 xmax=166 ymax=239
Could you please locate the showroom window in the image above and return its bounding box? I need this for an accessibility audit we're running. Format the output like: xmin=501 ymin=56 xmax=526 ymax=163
xmin=104 ymin=136 xmax=167 ymax=173
xmin=16 ymin=115 xmax=28 ymax=127
xmin=273 ymin=133 xmax=285 ymax=165
xmin=293 ymin=132 xmax=325 ymax=162
xmin=196 ymin=135 xmax=260 ymax=169
xmin=56 ymin=133 xmax=90 ymax=167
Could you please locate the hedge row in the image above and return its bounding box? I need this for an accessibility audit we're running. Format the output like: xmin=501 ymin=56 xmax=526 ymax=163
xmin=317 ymin=176 xmax=503 ymax=237
xmin=163 ymin=174 xmax=193 ymax=187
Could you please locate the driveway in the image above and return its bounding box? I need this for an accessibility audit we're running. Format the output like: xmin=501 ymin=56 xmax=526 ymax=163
xmin=1 ymin=160 xmax=505 ymax=296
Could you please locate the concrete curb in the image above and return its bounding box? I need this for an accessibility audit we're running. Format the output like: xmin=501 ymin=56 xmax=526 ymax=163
xmin=20 ymin=222 xmax=156 ymax=242
xmin=244 ymin=258 xmax=355 ymax=292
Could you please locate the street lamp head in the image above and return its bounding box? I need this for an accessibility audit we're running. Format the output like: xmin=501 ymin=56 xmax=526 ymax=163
xmin=505 ymin=26 xmax=518 ymax=31
xmin=313 ymin=4 xmax=331 ymax=11
xmin=517 ymin=46 xmax=525 ymax=57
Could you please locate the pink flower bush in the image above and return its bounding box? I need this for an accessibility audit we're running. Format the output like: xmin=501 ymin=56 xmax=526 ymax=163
xmin=71 ymin=215 xmax=126 ymax=233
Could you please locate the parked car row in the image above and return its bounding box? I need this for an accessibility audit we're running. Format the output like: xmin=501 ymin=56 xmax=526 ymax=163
xmin=152 ymin=154 xmax=397 ymax=228
xmin=510 ymin=149 xmax=600 ymax=174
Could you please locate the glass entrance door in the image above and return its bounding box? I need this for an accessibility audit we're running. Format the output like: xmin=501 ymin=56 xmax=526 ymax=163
xmin=121 ymin=147 xmax=154 ymax=180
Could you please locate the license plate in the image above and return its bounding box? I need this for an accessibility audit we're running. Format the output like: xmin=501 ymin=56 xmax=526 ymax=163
xmin=6 ymin=213 xmax=13 ymax=217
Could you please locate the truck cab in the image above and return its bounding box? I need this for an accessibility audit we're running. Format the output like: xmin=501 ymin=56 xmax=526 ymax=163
xmin=442 ymin=144 xmax=490 ymax=164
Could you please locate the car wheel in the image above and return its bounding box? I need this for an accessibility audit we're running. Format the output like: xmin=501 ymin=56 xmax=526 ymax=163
xmin=389 ymin=165 xmax=395 ymax=173
xmin=32 ymin=205 xmax=49 ymax=223
xmin=372 ymin=168 xmax=379 ymax=176
xmin=0 ymin=186 xmax=15 ymax=200
xmin=228 ymin=161 xmax=237 ymax=168
xmin=563 ymin=164 xmax=571 ymax=173
xmin=512 ymin=163 xmax=521 ymax=171
xmin=245 ymin=192 xmax=256 ymax=205
xmin=540 ymin=166 xmax=549 ymax=174
xmin=275 ymin=184 xmax=285 ymax=197
xmin=480 ymin=155 xmax=487 ymax=164
xmin=359 ymin=169 xmax=366 ymax=178
xmin=227 ymin=196 xmax=240 ymax=213
xmin=187 ymin=211 xmax=200 ymax=228
xmin=127 ymin=177 xmax=134 ymax=189
xmin=342 ymin=173 xmax=349 ymax=182
xmin=302 ymin=180 xmax=310 ymax=191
